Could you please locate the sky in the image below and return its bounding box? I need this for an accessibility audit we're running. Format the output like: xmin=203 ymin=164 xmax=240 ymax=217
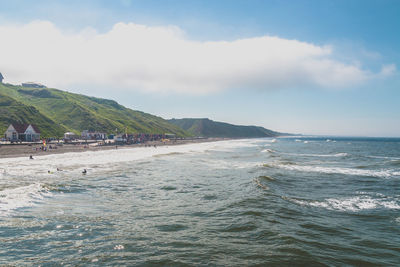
xmin=0 ymin=0 xmax=399 ymax=137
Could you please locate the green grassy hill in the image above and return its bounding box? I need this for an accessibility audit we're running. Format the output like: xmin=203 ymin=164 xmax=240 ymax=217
xmin=0 ymin=93 xmax=66 ymax=137
xmin=168 ymin=118 xmax=282 ymax=138
xmin=0 ymin=83 xmax=190 ymax=138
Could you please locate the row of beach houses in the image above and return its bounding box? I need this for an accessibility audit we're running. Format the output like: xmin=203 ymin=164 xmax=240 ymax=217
xmin=3 ymin=123 xmax=175 ymax=143
xmin=3 ymin=124 xmax=108 ymax=142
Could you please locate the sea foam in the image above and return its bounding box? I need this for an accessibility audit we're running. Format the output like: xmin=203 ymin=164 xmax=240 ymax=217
xmin=270 ymin=163 xmax=398 ymax=178
xmin=278 ymin=152 xmax=349 ymax=158
xmin=0 ymin=139 xmax=264 ymax=178
xmin=0 ymin=183 xmax=52 ymax=215
xmin=289 ymin=195 xmax=400 ymax=212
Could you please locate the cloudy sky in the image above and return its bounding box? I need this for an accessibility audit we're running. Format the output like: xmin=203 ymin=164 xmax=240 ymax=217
xmin=0 ymin=0 xmax=399 ymax=136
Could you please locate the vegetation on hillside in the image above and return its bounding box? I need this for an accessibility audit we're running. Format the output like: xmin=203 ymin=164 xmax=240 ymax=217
xmin=168 ymin=118 xmax=282 ymax=138
xmin=0 ymin=93 xmax=66 ymax=137
xmin=0 ymin=83 xmax=190 ymax=138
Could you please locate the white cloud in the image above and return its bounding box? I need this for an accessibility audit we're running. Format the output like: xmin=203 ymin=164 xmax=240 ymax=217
xmin=379 ymin=64 xmax=396 ymax=77
xmin=0 ymin=21 xmax=395 ymax=94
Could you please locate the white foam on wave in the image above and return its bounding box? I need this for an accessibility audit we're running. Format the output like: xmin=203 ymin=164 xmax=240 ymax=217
xmin=261 ymin=138 xmax=277 ymax=143
xmin=279 ymin=152 xmax=348 ymax=158
xmin=368 ymin=155 xmax=400 ymax=160
xmin=271 ymin=163 xmax=398 ymax=178
xmin=334 ymin=153 xmax=348 ymax=157
xmin=198 ymin=159 xmax=262 ymax=170
xmin=0 ymin=183 xmax=52 ymax=215
xmin=0 ymin=140 xmax=258 ymax=215
xmin=205 ymin=139 xmax=259 ymax=152
xmin=290 ymin=195 xmax=400 ymax=212
xmin=0 ymin=139 xmax=261 ymax=177
xmin=261 ymin=149 xmax=275 ymax=153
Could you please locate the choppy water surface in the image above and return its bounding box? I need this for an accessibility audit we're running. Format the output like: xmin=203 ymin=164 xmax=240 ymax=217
xmin=1 ymin=137 xmax=400 ymax=266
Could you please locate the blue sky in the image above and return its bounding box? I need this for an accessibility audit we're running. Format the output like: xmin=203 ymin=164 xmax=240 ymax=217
xmin=0 ymin=0 xmax=399 ymax=136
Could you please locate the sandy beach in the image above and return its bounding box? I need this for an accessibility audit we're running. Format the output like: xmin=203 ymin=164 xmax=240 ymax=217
xmin=0 ymin=138 xmax=225 ymax=159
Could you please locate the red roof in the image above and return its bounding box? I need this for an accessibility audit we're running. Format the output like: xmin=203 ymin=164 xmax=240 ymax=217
xmin=30 ymin=124 xmax=41 ymax=133
xmin=11 ymin=124 xmax=41 ymax=134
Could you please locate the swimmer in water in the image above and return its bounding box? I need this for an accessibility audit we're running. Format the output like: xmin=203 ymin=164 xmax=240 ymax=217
xmin=29 ymin=155 xmax=34 ymax=159
xmin=82 ymin=169 xmax=87 ymax=174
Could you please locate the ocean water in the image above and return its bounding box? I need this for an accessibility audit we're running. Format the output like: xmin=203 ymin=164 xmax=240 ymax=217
xmin=0 ymin=137 xmax=399 ymax=266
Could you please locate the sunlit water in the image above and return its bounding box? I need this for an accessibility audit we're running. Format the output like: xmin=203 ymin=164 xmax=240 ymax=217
xmin=1 ymin=137 xmax=399 ymax=266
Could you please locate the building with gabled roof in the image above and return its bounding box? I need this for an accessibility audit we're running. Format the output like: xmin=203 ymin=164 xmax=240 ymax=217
xmin=4 ymin=123 xmax=41 ymax=142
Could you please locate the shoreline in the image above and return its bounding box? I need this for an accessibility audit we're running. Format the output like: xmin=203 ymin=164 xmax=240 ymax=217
xmin=0 ymin=138 xmax=228 ymax=159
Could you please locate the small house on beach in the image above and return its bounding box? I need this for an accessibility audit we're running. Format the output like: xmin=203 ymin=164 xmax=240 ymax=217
xmin=81 ymin=130 xmax=107 ymax=140
xmin=64 ymin=132 xmax=79 ymax=141
xmin=4 ymin=124 xmax=41 ymax=142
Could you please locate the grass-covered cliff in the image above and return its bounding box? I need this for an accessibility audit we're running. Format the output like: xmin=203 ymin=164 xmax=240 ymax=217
xmin=168 ymin=118 xmax=282 ymax=138
xmin=0 ymin=93 xmax=66 ymax=137
xmin=0 ymin=83 xmax=190 ymax=138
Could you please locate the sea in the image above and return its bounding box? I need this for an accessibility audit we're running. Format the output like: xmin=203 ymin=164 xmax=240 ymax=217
xmin=0 ymin=137 xmax=399 ymax=266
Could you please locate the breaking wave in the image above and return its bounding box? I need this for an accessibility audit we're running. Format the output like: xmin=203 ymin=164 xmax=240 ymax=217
xmin=0 ymin=183 xmax=52 ymax=216
xmin=287 ymin=194 xmax=400 ymax=212
xmin=261 ymin=149 xmax=276 ymax=153
xmin=265 ymin=163 xmax=399 ymax=178
xmin=279 ymin=152 xmax=349 ymax=158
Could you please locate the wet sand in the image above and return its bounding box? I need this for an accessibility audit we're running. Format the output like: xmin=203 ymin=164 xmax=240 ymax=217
xmin=0 ymin=138 xmax=225 ymax=159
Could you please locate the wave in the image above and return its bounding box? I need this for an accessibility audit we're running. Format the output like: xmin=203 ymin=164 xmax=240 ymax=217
xmin=258 ymin=175 xmax=275 ymax=181
xmin=0 ymin=183 xmax=52 ymax=216
xmin=266 ymin=163 xmax=399 ymax=178
xmin=389 ymin=160 xmax=400 ymax=167
xmin=367 ymin=155 xmax=400 ymax=160
xmin=253 ymin=178 xmax=269 ymax=190
xmin=0 ymin=140 xmax=252 ymax=176
xmin=199 ymin=159 xmax=262 ymax=170
xmin=333 ymin=153 xmax=349 ymax=157
xmin=287 ymin=195 xmax=400 ymax=212
xmin=279 ymin=152 xmax=349 ymax=158
xmin=261 ymin=149 xmax=276 ymax=153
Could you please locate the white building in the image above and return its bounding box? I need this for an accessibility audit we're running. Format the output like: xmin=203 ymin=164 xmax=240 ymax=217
xmin=4 ymin=124 xmax=41 ymax=142
xmin=64 ymin=132 xmax=79 ymax=140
